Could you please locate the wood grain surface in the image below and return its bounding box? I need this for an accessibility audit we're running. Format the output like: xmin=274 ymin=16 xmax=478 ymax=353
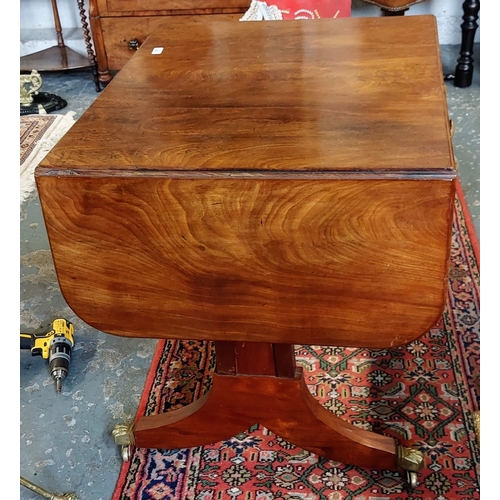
xmin=100 ymin=0 xmax=249 ymax=15
xmin=36 ymin=15 xmax=456 ymax=348
xmin=36 ymin=175 xmax=454 ymax=347
xmin=133 ymin=368 xmax=399 ymax=470
xmin=98 ymin=14 xmax=242 ymax=71
xmin=38 ymin=15 xmax=454 ymax=173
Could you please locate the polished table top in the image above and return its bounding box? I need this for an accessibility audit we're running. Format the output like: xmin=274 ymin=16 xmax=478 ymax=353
xmin=36 ymin=15 xmax=456 ymax=348
xmin=39 ymin=15 xmax=453 ymax=173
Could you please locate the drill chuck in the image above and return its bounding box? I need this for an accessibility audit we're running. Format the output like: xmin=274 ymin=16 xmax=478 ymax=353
xmin=21 ymin=318 xmax=75 ymax=394
xmin=49 ymin=336 xmax=72 ymax=393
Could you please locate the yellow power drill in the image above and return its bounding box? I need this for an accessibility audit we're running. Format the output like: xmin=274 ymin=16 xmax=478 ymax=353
xmin=20 ymin=318 xmax=75 ymax=394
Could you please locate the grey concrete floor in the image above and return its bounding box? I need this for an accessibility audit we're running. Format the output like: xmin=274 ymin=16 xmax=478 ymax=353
xmin=20 ymin=44 xmax=480 ymax=500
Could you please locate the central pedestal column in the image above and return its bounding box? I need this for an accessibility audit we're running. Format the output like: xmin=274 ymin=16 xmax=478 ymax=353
xmin=113 ymin=341 xmax=424 ymax=485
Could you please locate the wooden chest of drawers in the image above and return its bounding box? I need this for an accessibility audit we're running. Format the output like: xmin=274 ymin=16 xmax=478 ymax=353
xmin=89 ymin=0 xmax=248 ymax=85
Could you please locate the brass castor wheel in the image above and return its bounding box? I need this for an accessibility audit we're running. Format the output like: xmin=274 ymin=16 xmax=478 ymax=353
xmin=406 ymin=470 xmax=419 ymax=491
xmin=112 ymin=423 xmax=135 ymax=463
xmin=121 ymin=444 xmax=132 ymax=462
xmin=397 ymin=445 xmax=424 ymax=491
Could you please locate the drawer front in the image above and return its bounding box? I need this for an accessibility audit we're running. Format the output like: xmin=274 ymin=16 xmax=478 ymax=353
xmin=103 ymin=0 xmax=250 ymax=14
xmin=101 ymin=14 xmax=242 ymax=70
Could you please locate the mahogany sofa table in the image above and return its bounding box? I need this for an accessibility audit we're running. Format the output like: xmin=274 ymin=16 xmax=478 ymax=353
xmin=36 ymin=14 xmax=456 ymax=487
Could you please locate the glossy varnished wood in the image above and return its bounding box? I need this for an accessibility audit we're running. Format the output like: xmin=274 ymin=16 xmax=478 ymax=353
xmin=133 ymin=368 xmax=399 ymax=470
xmin=89 ymin=0 xmax=249 ymax=84
xmin=39 ymin=16 xmax=453 ymax=173
xmin=132 ymin=341 xmax=399 ymax=469
xmin=36 ymin=16 xmax=454 ymax=469
xmin=97 ymin=14 xmax=242 ymax=71
xmin=37 ymin=176 xmax=454 ymax=347
xmin=98 ymin=0 xmax=249 ymax=15
xmin=36 ymin=16 xmax=455 ymax=348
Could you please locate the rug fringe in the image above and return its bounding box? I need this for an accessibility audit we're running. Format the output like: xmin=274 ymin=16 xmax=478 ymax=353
xmin=20 ymin=111 xmax=76 ymax=205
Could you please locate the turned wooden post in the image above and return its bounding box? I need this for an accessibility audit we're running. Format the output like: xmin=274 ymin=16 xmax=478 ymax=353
xmin=454 ymin=0 xmax=480 ymax=88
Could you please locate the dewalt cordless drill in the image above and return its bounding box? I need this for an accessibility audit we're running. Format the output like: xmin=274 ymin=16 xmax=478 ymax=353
xmin=20 ymin=318 xmax=75 ymax=394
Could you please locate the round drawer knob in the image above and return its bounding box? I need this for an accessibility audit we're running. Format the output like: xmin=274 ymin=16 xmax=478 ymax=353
xmin=128 ymin=39 xmax=140 ymax=50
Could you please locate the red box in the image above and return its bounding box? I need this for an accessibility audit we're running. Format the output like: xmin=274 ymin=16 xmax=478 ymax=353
xmin=278 ymin=0 xmax=351 ymax=19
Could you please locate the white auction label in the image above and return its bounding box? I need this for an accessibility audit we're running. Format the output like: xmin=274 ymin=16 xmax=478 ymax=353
xmin=151 ymin=47 xmax=164 ymax=55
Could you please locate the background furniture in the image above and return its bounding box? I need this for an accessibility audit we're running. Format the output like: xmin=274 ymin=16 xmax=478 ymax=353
xmin=89 ymin=0 xmax=249 ymax=86
xmin=454 ymin=0 xmax=480 ymax=88
xmin=358 ymin=0 xmax=424 ymax=15
xmin=89 ymin=0 xmax=479 ymax=89
xmin=20 ymin=0 xmax=101 ymax=91
xmin=367 ymin=0 xmax=480 ymax=87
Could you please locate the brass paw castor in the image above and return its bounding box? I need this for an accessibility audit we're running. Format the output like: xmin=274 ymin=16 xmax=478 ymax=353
xmin=397 ymin=445 xmax=425 ymax=491
xmin=112 ymin=423 xmax=135 ymax=462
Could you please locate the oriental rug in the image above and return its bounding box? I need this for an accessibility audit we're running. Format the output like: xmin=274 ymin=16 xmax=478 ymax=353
xmin=112 ymin=183 xmax=480 ymax=500
xmin=20 ymin=112 xmax=76 ymax=205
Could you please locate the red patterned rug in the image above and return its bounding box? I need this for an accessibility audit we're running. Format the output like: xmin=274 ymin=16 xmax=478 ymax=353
xmin=112 ymin=182 xmax=480 ymax=500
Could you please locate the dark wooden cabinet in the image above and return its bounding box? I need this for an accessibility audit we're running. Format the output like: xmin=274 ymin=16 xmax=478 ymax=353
xmin=89 ymin=0 xmax=479 ymax=88
xmin=89 ymin=0 xmax=249 ymax=86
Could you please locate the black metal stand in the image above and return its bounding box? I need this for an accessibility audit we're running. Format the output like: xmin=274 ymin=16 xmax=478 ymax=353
xmin=20 ymin=92 xmax=68 ymax=115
